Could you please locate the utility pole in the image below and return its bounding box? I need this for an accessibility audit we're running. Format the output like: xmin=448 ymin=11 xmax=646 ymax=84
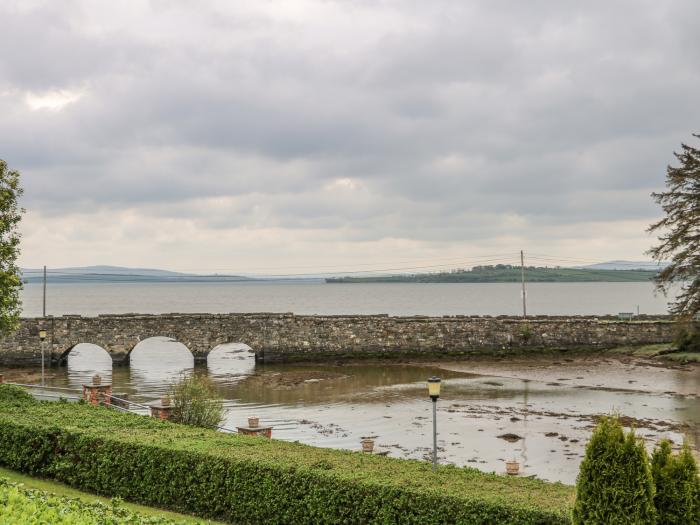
xmin=42 ymin=265 xmax=47 ymax=318
xmin=520 ymin=250 xmax=527 ymax=317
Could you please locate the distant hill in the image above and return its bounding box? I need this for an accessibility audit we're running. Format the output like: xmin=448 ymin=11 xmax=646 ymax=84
xmin=21 ymin=266 xmax=252 ymax=283
xmin=578 ymin=260 xmax=667 ymax=271
xmin=326 ymin=265 xmax=659 ymax=284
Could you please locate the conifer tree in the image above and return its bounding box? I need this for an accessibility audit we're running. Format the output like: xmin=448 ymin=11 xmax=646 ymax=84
xmin=573 ymin=416 xmax=656 ymax=524
xmin=648 ymin=135 xmax=700 ymax=326
xmin=651 ymin=440 xmax=700 ymax=524
xmin=0 ymin=159 xmax=24 ymax=337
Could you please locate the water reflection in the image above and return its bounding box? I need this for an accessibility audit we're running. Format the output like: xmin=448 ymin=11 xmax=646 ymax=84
xmin=66 ymin=343 xmax=112 ymax=388
xmin=207 ymin=343 xmax=255 ymax=381
xmin=128 ymin=337 xmax=194 ymax=397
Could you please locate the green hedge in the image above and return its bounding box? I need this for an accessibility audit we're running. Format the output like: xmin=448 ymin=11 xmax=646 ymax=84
xmin=0 ymin=386 xmax=574 ymax=524
xmin=0 ymin=478 xmax=191 ymax=524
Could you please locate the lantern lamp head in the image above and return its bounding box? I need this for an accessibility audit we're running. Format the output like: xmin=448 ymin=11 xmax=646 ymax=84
xmin=427 ymin=376 xmax=441 ymax=400
xmin=39 ymin=329 xmax=47 ymax=341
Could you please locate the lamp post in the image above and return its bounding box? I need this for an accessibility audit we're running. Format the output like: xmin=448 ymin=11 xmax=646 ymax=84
xmin=39 ymin=329 xmax=47 ymax=386
xmin=427 ymin=376 xmax=441 ymax=470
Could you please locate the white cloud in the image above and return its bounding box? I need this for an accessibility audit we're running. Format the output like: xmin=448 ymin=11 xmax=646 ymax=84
xmin=24 ymin=89 xmax=83 ymax=111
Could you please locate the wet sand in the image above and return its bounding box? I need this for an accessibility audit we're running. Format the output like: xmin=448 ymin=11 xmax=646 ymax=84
xmin=430 ymin=353 xmax=699 ymax=397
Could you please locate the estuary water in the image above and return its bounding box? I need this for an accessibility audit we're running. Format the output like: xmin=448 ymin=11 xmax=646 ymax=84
xmin=8 ymin=281 xmax=696 ymax=485
xmin=21 ymin=281 xmax=674 ymax=317
xmin=4 ymin=339 xmax=698 ymax=485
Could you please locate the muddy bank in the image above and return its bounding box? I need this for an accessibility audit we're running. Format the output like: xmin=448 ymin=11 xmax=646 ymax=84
xmin=238 ymin=370 xmax=349 ymax=390
xmin=429 ymin=353 xmax=700 ymax=397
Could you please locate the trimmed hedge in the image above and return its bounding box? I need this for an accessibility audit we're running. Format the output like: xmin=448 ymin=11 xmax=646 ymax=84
xmin=0 ymin=478 xmax=191 ymax=524
xmin=0 ymin=383 xmax=35 ymax=405
xmin=0 ymin=386 xmax=574 ymax=524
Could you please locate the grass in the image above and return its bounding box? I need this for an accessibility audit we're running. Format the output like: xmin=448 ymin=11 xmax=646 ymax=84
xmin=604 ymin=343 xmax=674 ymax=357
xmin=0 ymin=466 xmax=225 ymax=524
xmin=605 ymin=343 xmax=700 ymax=363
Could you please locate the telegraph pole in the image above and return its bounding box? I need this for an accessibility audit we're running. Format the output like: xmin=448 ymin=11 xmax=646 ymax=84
xmin=520 ymin=250 xmax=527 ymax=317
xmin=42 ymin=265 xmax=47 ymax=317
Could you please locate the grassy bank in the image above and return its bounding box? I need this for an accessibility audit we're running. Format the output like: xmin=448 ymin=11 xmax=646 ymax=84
xmin=0 ymin=467 xmax=221 ymax=524
xmin=0 ymin=477 xmax=210 ymax=524
xmin=0 ymin=385 xmax=574 ymax=524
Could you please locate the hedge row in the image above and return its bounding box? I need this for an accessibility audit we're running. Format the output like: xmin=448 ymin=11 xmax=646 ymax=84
xmin=0 ymin=385 xmax=574 ymax=524
xmin=0 ymin=478 xmax=189 ymax=524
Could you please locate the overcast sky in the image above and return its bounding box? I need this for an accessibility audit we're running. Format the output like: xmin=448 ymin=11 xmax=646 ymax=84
xmin=2 ymin=0 xmax=699 ymax=274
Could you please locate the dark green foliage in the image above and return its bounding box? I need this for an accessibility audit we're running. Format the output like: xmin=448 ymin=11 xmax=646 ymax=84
xmin=0 ymin=159 xmax=24 ymax=337
xmin=0 ymin=400 xmax=574 ymax=524
xmin=573 ymin=416 xmax=656 ymax=524
xmin=648 ymin=134 xmax=700 ymax=321
xmin=0 ymin=384 xmax=36 ymax=406
xmin=0 ymin=478 xmax=193 ymax=524
xmin=651 ymin=440 xmax=700 ymax=524
xmin=327 ymin=266 xmax=658 ymax=283
xmin=169 ymin=374 xmax=224 ymax=429
xmin=673 ymin=321 xmax=700 ymax=353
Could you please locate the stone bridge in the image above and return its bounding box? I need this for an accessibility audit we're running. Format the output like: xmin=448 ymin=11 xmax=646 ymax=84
xmin=0 ymin=313 xmax=676 ymax=366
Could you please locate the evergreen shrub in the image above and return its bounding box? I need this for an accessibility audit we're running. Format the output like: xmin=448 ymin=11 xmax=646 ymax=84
xmin=651 ymin=439 xmax=700 ymax=524
xmin=572 ymin=416 xmax=656 ymax=524
xmin=673 ymin=321 xmax=700 ymax=353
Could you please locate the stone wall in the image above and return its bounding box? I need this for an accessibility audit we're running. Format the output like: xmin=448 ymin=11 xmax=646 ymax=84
xmin=0 ymin=313 xmax=675 ymax=366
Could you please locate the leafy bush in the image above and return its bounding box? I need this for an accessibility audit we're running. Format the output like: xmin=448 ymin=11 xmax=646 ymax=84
xmin=673 ymin=321 xmax=700 ymax=353
xmin=169 ymin=375 xmax=224 ymax=429
xmin=572 ymin=416 xmax=656 ymax=524
xmin=651 ymin=440 xmax=700 ymax=524
xmin=0 ymin=400 xmax=573 ymax=524
xmin=0 ymin=384 xmax=36 ymax=406
xmin=0 ymin=478 xmax=191 ymax=524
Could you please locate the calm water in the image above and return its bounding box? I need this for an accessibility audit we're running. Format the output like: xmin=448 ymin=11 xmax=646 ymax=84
xmin=21 ymin=281 xmax=674 ymax=317
xmin=6 ymin=339 xmax=698 ymax=485
xmin=9 ymin=281 xmax=695 ymax=485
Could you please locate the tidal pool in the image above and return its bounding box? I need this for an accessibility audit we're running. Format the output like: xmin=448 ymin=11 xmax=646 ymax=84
xmin=3 ymin=339 xmax=698 ymax=485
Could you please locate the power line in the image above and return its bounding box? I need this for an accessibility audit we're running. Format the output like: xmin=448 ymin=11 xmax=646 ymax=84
xmin=24 ymin=256 xmax=523 ymax=280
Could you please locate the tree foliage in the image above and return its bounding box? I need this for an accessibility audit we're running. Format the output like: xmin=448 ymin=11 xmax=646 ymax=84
xmin=0 ymin=159 xmax=24 ymax=337
xmin=169 ymin=374 xmax=224 ymax=429
xmin=651 ymin=439 xmax=700 ymax=524
xmin=648 ymin=135 xmax=700 ymax=322
xmin=573 ymin=416 xmax=656 ymax=524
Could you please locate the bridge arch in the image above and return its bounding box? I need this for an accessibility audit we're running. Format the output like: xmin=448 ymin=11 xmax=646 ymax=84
xmin=59 ymin=342 xmax=113 ymax=365
xmin=125 ymin=336 xmax=195 ymax=366
xmin=127 ymin=337 xmax=195 ymax=386
xmin=60 ymin=343 xmax=113 ymax=388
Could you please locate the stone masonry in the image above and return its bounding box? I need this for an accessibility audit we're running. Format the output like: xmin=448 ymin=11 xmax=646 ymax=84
xmin=0 ymin=313 xmax=676 ymax=366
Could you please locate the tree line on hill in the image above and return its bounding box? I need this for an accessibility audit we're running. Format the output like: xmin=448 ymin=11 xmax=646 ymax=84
xmin=326 ymin=265 xmax=658 ymax=283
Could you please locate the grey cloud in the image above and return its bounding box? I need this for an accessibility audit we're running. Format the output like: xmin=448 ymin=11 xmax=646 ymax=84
xmin=1 ymin=0 xmax=699 ymax=263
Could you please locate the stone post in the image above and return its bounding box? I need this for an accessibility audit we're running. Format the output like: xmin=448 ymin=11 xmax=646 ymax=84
xmin=148 ymin=401 xmax=174 ymax=421
xmin=82 ymin=375 xmax=112 ymax=406
xmin=237 ymin=424 xmax=272 ymax=438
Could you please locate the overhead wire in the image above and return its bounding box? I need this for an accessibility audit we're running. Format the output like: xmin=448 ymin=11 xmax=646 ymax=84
xmin=20 ymin=252 xmax=660 ymax=283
